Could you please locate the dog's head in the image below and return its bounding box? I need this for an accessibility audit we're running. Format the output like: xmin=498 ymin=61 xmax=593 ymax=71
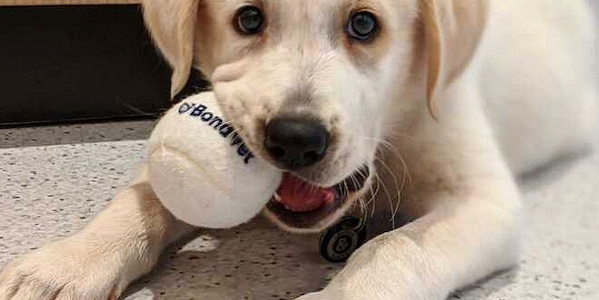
xmin=143 ymin=0 xmax=487 ymax=232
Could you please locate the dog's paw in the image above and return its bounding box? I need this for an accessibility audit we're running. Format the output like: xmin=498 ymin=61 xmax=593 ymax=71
xmin=296 ymin=289 xmax=352 ymax=300
xmin=0 ymin=237 xmax=128 ymax=300
xmin=298 ymin=232 xmax=447 ymax=300
xmin=295 ymin=291 xmax=334 ymax=300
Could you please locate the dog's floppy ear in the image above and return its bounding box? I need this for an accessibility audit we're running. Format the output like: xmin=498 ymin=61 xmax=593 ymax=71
xmin=143 ymin=0 xmax=200 ymax=98
xmin=420 ymin=0 xmax=488 ymax=115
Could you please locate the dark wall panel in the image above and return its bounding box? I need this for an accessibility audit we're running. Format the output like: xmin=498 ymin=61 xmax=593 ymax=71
xmin=0 ymin=5 xmax=173 ymax=126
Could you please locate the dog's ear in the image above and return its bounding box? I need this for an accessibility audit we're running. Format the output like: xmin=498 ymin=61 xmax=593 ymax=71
xmin=143 ymin=0 xmax=200 ymax=98
xmin=420 ymin=0 xmax=488 ymax=115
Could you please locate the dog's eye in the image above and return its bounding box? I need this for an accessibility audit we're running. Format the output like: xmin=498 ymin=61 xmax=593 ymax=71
xmin=347 ymin=11 xmax=378 ymax=41
xmin=235 ymin=6 xmax=265 ymax=34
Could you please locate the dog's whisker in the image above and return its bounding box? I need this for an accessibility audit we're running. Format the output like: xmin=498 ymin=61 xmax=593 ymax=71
xmin=358 ymin=169 xmax=380 ymax=219
xmin=365 ymin=178 xmax=380 ymax=207
xmin=371 ymin=160 xmax=395 ymax=223
xmin=391 ymin=167 xmax=408 ymax=225
xmin=342 ymin=176 xmax=351 ymax=199
xmin=373 ymin=135 xmax=414 ymax=189
xmin=375 ymin=140 xmax=412 ymax=214
xmin=359 ymin=193 xmax=373 ymax=219
xmin=370 ymin=168 xmax=389 ymax=219
xmin=378 ymin=139 xmax=413 ymax=218
xmin=374 ymin=153 xmax=405 ymax=229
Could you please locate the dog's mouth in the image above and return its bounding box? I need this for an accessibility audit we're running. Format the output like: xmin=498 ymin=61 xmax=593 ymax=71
xmin=264 ymin=166 xmax=371 ymax=232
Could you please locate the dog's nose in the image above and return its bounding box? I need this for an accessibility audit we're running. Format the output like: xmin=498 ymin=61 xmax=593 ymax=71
xmin=265 ymin=116 xmax=330 ymax=170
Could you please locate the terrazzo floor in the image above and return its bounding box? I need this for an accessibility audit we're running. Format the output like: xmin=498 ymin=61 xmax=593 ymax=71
xmin=0 ymin=121 xmax=598 ymax=299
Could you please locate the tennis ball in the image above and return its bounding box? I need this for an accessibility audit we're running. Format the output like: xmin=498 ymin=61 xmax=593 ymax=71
xmin=147 ymin=92 xmax=282 ymax=228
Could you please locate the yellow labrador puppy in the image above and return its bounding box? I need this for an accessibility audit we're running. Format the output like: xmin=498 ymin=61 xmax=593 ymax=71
xmin=1 ymin=0 xmax=597 ymax=299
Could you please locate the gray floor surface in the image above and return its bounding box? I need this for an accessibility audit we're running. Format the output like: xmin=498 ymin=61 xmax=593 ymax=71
xmin=1 ymin=121 xmax=598 ymax=300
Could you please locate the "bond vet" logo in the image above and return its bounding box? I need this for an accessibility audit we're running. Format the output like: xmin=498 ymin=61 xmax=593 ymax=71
xmin=178 ymin=102 xmax=255 ymax=164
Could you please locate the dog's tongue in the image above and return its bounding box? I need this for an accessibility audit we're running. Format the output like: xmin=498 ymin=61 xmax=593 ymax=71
xmin=276 ymin=173 xmax=335 ymax=212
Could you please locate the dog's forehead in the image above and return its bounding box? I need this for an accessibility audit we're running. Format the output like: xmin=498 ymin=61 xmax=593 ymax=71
xmin=211 ymin=0 xmax=397 ymax=37
xmin=270 ymin=0 xmax=344 ymax=13
xmin=216 ymin=0 xmax=384 ymax=19
xmin=265 ymin=0 xmax=342 ymax=43
xmin=267 ymin=0 xmax=387 ymax=18
xmin=269 ymin=0 xmax=390 ymax=45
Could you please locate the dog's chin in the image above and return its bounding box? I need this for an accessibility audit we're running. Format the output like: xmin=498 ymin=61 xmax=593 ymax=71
xmin=263 ymin=165 xmax=372 ymax=233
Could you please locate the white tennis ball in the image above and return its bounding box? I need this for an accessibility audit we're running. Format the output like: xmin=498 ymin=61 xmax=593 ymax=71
xmin=147 ymin=92 xmax=282 ymax=228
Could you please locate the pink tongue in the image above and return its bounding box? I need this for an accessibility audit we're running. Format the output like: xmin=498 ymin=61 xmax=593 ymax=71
xmin=276 ymin=173 xmax=336 ymax=212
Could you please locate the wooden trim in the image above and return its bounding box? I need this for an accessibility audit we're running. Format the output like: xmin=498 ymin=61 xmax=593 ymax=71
xmin=0 ymin=0 xmax=139 ymax=6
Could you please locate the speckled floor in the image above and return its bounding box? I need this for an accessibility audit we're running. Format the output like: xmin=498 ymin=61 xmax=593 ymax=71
xmin=1 ymin=121 xmax=598 ymax=300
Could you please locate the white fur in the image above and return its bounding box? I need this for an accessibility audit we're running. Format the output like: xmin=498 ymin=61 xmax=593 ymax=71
xmin=481 ymin=0 xmax=599 ymax=174
xmin=300 ymin=1 xmax=598 ymax=299
xmin=0 ymin=0 xmax=597 ymax=299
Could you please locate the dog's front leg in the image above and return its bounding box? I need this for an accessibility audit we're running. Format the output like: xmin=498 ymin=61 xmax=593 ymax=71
xmin=301 ymin=183 xmax=522 ymax=300
xmin=299 ymin=90 xmax=523 ymax=300
xmin=0 ymin=165 xmax=195 ymax=300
